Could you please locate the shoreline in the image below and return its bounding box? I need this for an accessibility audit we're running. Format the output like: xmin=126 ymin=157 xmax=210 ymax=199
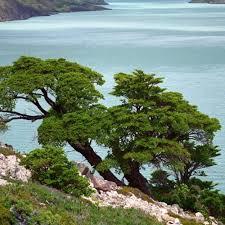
xmin=0 ymin=1 xmax=110 ymax=23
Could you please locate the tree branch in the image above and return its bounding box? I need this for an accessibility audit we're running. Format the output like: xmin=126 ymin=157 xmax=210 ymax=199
xmin=41 ymin=88 xmax=56 ymax=108
xmin=0 ymin=109 xmax=45 ymax=123
xmin=15 ymin=94 xmax=48 ymax=115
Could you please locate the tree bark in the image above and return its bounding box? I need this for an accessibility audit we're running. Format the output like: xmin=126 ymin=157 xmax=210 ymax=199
xmin=124 ymin=161 xmax=150 ymax=195
xmin=68 ymin=141 xmax=124 ymax=186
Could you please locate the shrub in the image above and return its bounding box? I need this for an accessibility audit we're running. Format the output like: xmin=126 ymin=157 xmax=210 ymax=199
xmin=151 ymin=179 xmax=225 ymax=223
xmin=22 ymin=146 xmax=93 ymax=197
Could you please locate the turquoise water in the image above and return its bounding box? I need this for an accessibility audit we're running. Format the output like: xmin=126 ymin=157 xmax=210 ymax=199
xmin=0 ymin=0 xmax=225 ymax=191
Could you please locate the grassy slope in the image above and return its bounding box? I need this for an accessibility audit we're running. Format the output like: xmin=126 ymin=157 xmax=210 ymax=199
xmin=0 ymin=182 xmax=163 ymax=225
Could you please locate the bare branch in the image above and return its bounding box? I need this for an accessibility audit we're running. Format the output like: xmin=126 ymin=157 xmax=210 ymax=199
xmin=0 ymin=109 xmax=45 ymax=123
xmin=41 ymin=88 xmax=56 ymax=108
xmin=15 ymin=94 xmax=48 ymax=115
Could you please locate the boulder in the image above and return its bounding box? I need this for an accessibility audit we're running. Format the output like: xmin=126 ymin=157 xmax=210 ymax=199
xmin=75 ymin=162 xmax=94 ymax=179
xmin=195 ymin=212 xmax=205 ymax=222
xmin=0 ymin=153 xmax=31 ymax=182
xmin=91 ymin=176 xmax=118 ymax=192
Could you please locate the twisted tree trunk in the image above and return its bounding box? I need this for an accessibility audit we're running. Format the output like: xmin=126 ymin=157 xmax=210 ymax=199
xmin=124 ymin=161 xmax=150 ymax=195
xmin=69 ymin=141 xmax=124 ymax=186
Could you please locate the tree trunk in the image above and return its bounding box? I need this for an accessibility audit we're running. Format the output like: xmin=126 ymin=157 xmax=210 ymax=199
xmin=68 ymin=141 xmax=124 ymax=186
xmin=124 ymin=161 xmax=150 ymax=195
xmin=69 ymin=141 xmax=150 ymax=195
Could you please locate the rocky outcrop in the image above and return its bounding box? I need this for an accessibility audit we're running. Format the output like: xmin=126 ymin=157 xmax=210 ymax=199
xmin=88 ymin=190 xmax=219 ymax=225
xmin=0 ymin=0 xmax=109 ymax=22
xmin=0 ymin=152 xmax=220 ymax=225
xmin=75 ymin=162 xmax=118 ymax=192
xmin=0 ymin=153 xmax=31 ymax=184
xmin=76 ymin=163 xmax=219 ymax=225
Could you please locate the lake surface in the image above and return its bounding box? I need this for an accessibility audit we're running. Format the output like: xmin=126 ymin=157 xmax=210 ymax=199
xmin=0 ymin=0 xmax=225 ymax=192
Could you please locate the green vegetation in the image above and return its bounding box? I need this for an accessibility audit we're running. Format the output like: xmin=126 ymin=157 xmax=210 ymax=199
xmin=0 ymin=182 xmax=163 ymax=225
xmin=0 ymin=147 xmax=22 ymax=159
xmin=150 ymin=173 xmax=225 ymax=223
xmin=117 ymin=187 xmax=155 ymax=204
xmin=0 ymin=56 xmax=224 ymax=223
xmin=22 ymin=146 xmax=93 ymax=197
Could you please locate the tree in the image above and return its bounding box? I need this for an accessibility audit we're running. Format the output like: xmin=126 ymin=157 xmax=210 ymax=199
xmin=0 ymin=58 xmax=220 ymax=195
xmin=0 ymin=56 xmax=123 ymax=186
xmin=96 ymin=70 xmax=220 ymax=194
xmin=173 ymin=143 xmax=220 ymax=184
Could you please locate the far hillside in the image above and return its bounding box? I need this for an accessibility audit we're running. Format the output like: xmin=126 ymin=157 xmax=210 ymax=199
xmin=0 ymin=0 xmax=108 ymax=22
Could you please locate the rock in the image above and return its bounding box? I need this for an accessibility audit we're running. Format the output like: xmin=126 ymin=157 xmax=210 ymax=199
xmin=195 ymin=212 xmax=205 ymax=222
xmin=0 ymin=153 xmax=31 ymax=182
xmin=204 ymin=222 xmax=210 ymax=225
xmin=174 ymin=218 xmax=181 ymax=225
xmin=75 ymin=162 xmax=94 ymax=179
xmin=0 ymin=178 xmax=9 ymax=186
xmin=91 ymin=176 xmax=118 ymax=192
xmin=170 ymin=204 xmax=180 ymax=214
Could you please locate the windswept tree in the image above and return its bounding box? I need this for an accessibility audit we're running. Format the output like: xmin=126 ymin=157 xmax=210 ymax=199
xmin=96 ymin=70 xmax=220 ymax=194
xmin=0 ymin=57 xmax=220 ymax=195
xmin=0 ymin=56 xmax=123 ymax=186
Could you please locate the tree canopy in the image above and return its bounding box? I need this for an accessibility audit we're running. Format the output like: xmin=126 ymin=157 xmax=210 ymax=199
xmin=0 ymin=57 xmax=221 ymax=194
xmin=96 ymin=70 xmax=220 ymax=192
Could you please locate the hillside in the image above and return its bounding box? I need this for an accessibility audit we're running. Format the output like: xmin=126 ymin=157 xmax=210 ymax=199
xmin=0 ymin=146 xmax=221 ymax=225
xmin=0 ymin=0 xmax=108 ymax=22
xmin=0 ymin=183 xmax=164 ymax=225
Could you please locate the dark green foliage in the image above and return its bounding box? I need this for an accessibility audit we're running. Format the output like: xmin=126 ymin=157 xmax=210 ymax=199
xmin=0 ymin=57 xmax=223 ymax=220
xmin=0 ymin=183 xmax=163 ymax=225
xmin=0 ymin=205 xmax=13 ymax=225
xmin=151 ymin=178 xmax=225 ymax=223
xmin=150 ymin=169 xmax=175 ymax=190
xmin=0 ymin=56 xmax=123 ymax=187
xmin=22 ymin=146 xmax=93 ymax=197
xmin=97 ymin=70 xmax=220 ymax=193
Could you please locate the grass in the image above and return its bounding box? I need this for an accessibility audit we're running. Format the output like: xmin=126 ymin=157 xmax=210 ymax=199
xmin=117 ymin=186 xmax=155 ymax=204
xmin=0 ymin=182 xmax=163 ymax=225
xmin=168 ymin=212 xmax=204 ymax=225
xmin=0 ymin=147 xmax=22 ymax=159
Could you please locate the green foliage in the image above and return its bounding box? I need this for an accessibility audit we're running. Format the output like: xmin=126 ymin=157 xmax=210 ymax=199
xmin=22 ymin=146 xmax=93 ymax=197
xmin=0 ymin=205 xmax=13 ymax=225
xmin=0 ymin=182 xmax=163 ymax=225
xmin=150 ymin=169 xmax=175 ymax=190
xmin=98 ymin=70 xmax=220 ymax=189
xmin=117 ymin=187 xmax=155 ymax=204
xmin=0 ymin=147 xmax=22 ymax=159
xmin=151 ymin=178 xmax=225 ymax=223
xmin=0 ymin=57 xmax=222 ymax=221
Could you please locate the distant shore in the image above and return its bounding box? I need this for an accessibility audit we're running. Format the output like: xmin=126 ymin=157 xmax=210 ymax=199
xmin=0 ymin=0 xmax=109 ymax=22
xmin=190 ymin=0 xmax=225 ymax=3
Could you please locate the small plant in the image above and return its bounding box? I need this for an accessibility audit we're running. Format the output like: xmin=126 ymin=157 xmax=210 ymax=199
xmin=117 ymin=186 xmax=155 ymax=204
xmin=0 ymin=205 xmax=13 ymax=225
xmin=0 ymin=147 xmax=22 ymax=159
xmin=22 ymin=146 xmax=93 ymax=197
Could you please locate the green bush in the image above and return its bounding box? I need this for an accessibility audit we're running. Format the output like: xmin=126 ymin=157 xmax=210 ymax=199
xmin=151 ymin=178 xmax=225 ymax=223
xmin=22 ymin=146 xmax=93 ymax=197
